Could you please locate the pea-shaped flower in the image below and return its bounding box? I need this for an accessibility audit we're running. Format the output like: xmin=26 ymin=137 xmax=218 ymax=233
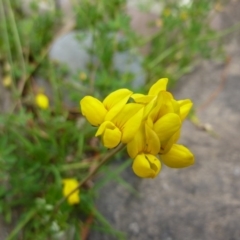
xmin=160 ymin=144 xmax=194 ymax=168
xmin=96 ymin=103 xmax=144 ymax=148
xmin=147 ymin=90 xmax=193 ymax=154
xmin=80 ymin=88 xmax=133 ymax=126
xmin=131 ymin=78 xmax=169 ymax=119
xmin=127 ymin=123 xmax=161 ymax=178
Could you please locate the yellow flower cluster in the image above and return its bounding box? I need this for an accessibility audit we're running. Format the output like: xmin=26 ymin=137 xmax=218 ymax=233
xmin=80 ymin=78 xmax=194 ymax=178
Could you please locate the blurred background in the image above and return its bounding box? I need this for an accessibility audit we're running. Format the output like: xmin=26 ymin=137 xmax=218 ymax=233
xmin=0 ymin=0 xmax=240 ymax=239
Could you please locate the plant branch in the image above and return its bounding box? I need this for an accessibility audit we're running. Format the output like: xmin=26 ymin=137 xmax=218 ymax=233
xmin=53 ymin=143 xmax=126 ymax=212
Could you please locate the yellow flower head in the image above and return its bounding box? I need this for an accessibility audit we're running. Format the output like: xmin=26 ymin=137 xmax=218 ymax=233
xmin=35 ymin=93 xmax=49 ymax=109
xmin=62 ymin=178 xmax=80 ymax=205
xmin=80 ymin=77 xmax=194 ymax=178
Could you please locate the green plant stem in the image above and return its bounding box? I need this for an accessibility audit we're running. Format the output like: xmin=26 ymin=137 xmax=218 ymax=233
xmin=148 ymin=21 xmax=240 ymax=69
xmin=53 ymin=143 xmax=126 ymax=212
xmin=0 ymin=0 xmax=18 ymax=95
xmin=60 ymin=161 xmax=92 ymax=171
xmin=5 ymin=0 xmax=27 ymax=79
xmin=6 ymin=209 xmax=36 ymax=240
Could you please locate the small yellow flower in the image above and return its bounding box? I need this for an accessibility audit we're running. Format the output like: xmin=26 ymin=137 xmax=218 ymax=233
xmin=127 ymin=123 xmax=161 ymax=178
xmin=95 ymin=103 xmax=144 ymax=148
xmin=80 ymin=89 xmax=142 ymax=148
xmin=62 ymin=178 xmax=80 ymax=205
xmin=132 ymin=153 xmax=161 ymax=178
xmin=80 ymin=88 xmax=133 ymax=126
xmin=160 ymin=144 xmax=194 ymax=168
xmin=35 ymin=93 xmax=49 ymax=109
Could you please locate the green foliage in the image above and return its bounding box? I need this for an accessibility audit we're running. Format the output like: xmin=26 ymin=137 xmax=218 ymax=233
xmin=0 ymin=0 xmax=231 ymax=239
xmin=145 ymin=0 xmax=223 ymax=87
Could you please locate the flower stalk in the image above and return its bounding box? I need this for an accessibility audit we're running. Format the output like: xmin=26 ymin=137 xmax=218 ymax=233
xmin=53 ymin=143 xmax=126 ymax=212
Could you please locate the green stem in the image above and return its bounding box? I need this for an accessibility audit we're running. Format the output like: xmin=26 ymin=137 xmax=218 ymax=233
xmin=148 ymin=21 xmax=240 ymax=69
xmin=0 ymin=0 xmax=18 ymax=95
xmin=60 ymin=161 xmax=92 ymax=171
xmin=6 ymin=209 xmax=36 ymax=240
xmin=53 ymin=143 xmax=126 ymax=212
xmin=5 ymin=0 xmax=27 ymax=79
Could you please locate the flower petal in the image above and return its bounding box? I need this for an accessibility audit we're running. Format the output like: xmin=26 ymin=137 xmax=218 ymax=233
xmin=131 ymin=94 xmax=155 ymax=104
xmin=148 ymin=78 xmax=168 ymax=95
xmin=95 ymin=121 xmax=121 ymax=148
xmin=80 ymin=96 xmax=107 ymax=126
xmin=145 ymin=123 xmax=160 ymax=155
xmin=157 ymin=97 xmax=179 ymax=118
xmin=161 ymin=144 xmax=194 ymax=168
xmin=62 ymin=178 xmax=80 ymax=205
xmin=132 ymin=153 xmax=161 ymax=178
xmin=104 ymin=89 xmax=133 ymax=120
xmin=178 ymin=99 xmax=193 ymax=121
xmin=149 ymin=91 xmax=173 ymax=123
xmin=115 ymin=104 xmax=144 ymax=143
xmin=127 ymin=124 xmax=145 ymax=159
xmin=153 ymin=113 xmax=181 ymax=143
xmin=160 ymin=129 xmax=181 ymax=154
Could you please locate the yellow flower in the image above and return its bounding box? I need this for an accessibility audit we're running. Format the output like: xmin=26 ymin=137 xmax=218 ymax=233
xmin=132 ymin=153 xmax=161 ymax=178
xmin=96 ymin=103 xmax=144 ymax=148
xmin=131 ymin=78 xmax=169 ymax=119
xmin=80 ymin=88 xmax=132 ymax=126
xmin=144 ymin=84 xmax=193 ymax=154
xmin=35 ymin=93 xmax=49 ymax=109
xmin=81 ymin=89 xmax=144 ymax=148
xmin=127 ymin=77 xmax=194 ymax=177
xmin=160 ymin=144 xmax=194 ymax=168
xmin=80 ymin=78 xmax=195 ymax=176
xmin=127 ymin=123 xmax=161 ymax=178
xmin=143 ymin=91 xmax=181 ymax=153
xmin=62 ymin=178 xmax=80 ymax=205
